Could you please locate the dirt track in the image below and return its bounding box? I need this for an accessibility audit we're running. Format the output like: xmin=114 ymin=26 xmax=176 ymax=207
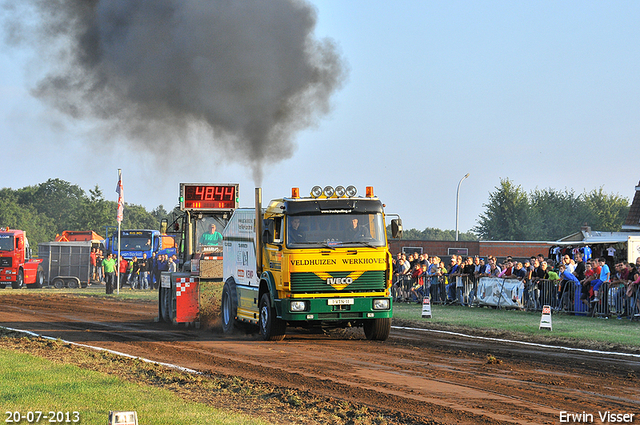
xmin=2 ymin=293 xmax=639 ymax=424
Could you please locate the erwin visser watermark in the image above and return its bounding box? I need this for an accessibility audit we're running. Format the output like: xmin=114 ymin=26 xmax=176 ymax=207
xmin=559 ymin=411 xmax=636 ymax=423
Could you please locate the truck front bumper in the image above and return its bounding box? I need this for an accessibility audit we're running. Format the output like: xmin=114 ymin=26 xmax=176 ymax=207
xmin=0 ymin=271 xmax=16 ymax=282
xmin=277 ymin=296 xmax=392 ymax=321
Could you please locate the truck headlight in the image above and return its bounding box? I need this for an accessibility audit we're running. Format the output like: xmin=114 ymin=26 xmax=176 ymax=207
xmin=372 ymin=299 xmax=390 ymax=310
xmin=290 ymin=301 xmax=308 ymax=312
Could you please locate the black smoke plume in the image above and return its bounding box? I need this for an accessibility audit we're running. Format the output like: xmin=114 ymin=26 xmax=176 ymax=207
xmin=3 ymin=0 xmax=347 ymax=184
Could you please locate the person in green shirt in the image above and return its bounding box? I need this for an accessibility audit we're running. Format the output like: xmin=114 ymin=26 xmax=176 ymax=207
xmin=199 ymin=223 xmax=223 ymax=246
xmin=102 ymin=253 xmax=117 ymax=294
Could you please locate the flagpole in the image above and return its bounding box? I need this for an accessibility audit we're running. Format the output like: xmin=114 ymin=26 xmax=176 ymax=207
xmin=117 ymin=169 xmax=122 ymax=295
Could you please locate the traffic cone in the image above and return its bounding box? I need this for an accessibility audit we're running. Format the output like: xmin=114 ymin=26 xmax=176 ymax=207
xmin=539 ymin=304 xmax=552 ymax=331
xmin=421 ymin=297 xmax=432 ymax=319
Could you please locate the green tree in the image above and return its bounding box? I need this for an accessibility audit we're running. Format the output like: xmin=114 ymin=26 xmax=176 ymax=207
xmin=74 ymin=185 xmax=112 ymax=236
xmin=120 ymin=203 xmax=160 ymax=230
xmin=528 ymin=188 xmax=587 ymax=240
xmin=387 ymin=226 xmax=477 ymax=241
xmin=473 ymin=178 xmax=532 ymax=240
xmin=582 ymin=187 xmax=629 ymax=231
xmin=0 ymin=192 xmax=56 ymax=252
xmin=475 ymin=180 xmax=630 ymax=241
xmin=16 ymin=178 xmax=85 ymax=234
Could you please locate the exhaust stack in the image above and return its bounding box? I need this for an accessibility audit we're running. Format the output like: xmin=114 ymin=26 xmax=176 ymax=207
xmin=255 ymin=188 xmax=263 ymax=275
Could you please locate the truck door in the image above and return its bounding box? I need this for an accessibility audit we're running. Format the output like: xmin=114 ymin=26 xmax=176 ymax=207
xmin=15 ymin=236 xmax=24 ymax=264
xmin=263 ymin=217 xmax=283 ymax=289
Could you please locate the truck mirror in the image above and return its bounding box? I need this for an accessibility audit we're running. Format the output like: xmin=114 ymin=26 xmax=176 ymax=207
xmin=262 ymin=229 xmax=272 ymax=244
xmin=391 ymin=219 xmax=403 ymax=239
xmin=16 ymin=237 xmax=23 ymax=250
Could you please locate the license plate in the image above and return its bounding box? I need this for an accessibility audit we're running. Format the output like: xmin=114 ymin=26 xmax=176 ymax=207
xmin=327 ymin=298 xmax=354 ymax=305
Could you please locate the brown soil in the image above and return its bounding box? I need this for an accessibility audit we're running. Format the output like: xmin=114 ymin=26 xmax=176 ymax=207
xmin=2 ymin=293 xmax=639 ymax=424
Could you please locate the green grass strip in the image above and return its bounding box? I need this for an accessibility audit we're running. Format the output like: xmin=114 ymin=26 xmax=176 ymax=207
xmin=0 ymin=348 xmax=267 ymax=425
xmin=393 ymin=303 xmax=640 ymax=348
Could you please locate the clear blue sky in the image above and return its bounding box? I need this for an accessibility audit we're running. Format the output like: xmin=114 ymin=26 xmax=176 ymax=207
xmin=1 ymin=1 xmax=638 ymax=234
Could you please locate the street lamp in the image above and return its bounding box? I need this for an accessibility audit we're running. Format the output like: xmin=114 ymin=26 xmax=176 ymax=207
xmin=455 ymin=173 xmax=470 ymax=241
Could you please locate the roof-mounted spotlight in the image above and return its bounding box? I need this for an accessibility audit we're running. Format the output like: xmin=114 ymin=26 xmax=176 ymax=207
xmin=345 ymin=185 xmax=357 ymax=197
xmin=310 ymin=186 xmax=323 ymax=198
xmin=323 ymin=186 xmax=335 ymax=197
xmin=334 ymin=185 xmax=346 ymax=197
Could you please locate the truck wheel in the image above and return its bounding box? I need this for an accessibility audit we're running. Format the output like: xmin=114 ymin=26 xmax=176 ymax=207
xmin=0 ymin=284 xmax=6 ymax=289
xmin=258 ymin=292 xmax=286 ymax=341
xmin=12 ymin=270 xmax=24 ymax=289
xmin=67 ymin=278 xmax=80 ymax=289
xmin=221 ymin=279 xmax=238 ymax=334
xmin=52 ymin=278 xmax=65 ymax=289
xmin=29 ymin=267 xmax=44 ymax=289
xmin=363 ymin=317 xmax=391 ymax=341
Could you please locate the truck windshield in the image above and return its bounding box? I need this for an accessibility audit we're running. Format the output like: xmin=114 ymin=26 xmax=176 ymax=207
xmin=196 ymin=217 xmax=225 ymax=252
xmin=0 ymin=234 xmax=13 ymax=251
xmin=286 ymin=213 xmax=386 ymax=248
xmin=120 ymin=236 xmax=152 ymax=251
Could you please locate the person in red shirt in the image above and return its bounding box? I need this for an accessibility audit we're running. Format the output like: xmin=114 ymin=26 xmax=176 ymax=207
xmin=118 ymin=256 xmax=129 ymax=289
xmin=89 ymin=248 xmax=97 ymax=282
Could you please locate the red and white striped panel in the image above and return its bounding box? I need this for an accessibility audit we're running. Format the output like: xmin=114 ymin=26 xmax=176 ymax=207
xmin=176 ymin=277 xmax=195 ymax=296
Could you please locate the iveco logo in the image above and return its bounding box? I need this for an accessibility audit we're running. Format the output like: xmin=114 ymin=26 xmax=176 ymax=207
xmin=327 ymin=277 xmax=352 ymax=285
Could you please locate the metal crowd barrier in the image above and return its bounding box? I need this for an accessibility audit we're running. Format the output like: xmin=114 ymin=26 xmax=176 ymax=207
xmin=392 ymin=273 xmax=477 ymax=305
xmin=398 ymin=273 xmax=640 ymax=321
xmin=391 ymin=265 xmax=640 ymax=321
xmin=590 ymin=282 xmax=640 ymax=319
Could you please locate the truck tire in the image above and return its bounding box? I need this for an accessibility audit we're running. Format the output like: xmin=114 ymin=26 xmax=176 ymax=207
xmin=67 ymin=278 xmax=80 ymax=289
xmin=0 ymin=284 xmax=6 ymax=289
xmin=28 ymin=267 xmax=44 ymax=289
xmin=221 ymin=279 xmax=238 ymax=334
xmin=258 ymin=292 xmax=286 ymax=341
xmin=363 ymin=317 xmax=391 ymax=341
xmin=52 ymin=278 xmax=65 ymax=289
xmin=12 ymin=270 xmax=24 ymax=289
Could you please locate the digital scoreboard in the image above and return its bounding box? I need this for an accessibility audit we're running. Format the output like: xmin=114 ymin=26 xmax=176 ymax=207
xmin=179 ymin=183 xmax=239 ymax=211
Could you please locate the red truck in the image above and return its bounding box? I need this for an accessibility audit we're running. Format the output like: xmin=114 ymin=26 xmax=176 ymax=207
xmin=0 ymin=227 xmax=45 ymax=289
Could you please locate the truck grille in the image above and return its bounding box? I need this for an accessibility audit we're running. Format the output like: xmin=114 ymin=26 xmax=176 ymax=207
xmin=290 ymin=270 xmax=385 ymax=293
xmin=0 ymin=257 xmax=11 ymax=268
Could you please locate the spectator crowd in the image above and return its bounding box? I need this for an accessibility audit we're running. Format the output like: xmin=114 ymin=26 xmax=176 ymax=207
xmin=89 ymin=248 xmax=179 ymax=294
xmin=392 ymin=250 xmax=640 ymax=319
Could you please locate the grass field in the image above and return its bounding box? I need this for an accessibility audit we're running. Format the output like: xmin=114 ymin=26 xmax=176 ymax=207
xmin=1 ymin=347 xmax=267 ymax=425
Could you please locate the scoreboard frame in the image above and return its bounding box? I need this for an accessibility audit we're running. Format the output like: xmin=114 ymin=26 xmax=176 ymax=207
xmin=179 ymin=183 xmax=239 ymax=212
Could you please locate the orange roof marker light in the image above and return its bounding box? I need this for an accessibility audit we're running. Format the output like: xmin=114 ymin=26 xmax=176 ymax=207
xmin=366 ymin=186 xmax=374 ymax=198
xmin=291 ymin=187 xmax=300 ymax=199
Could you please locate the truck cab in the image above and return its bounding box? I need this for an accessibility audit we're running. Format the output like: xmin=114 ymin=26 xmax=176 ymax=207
xmin=107 ymin=229 xmax=176 ymax=261
xmin=0 ymin=227 xmax=44 ymax=289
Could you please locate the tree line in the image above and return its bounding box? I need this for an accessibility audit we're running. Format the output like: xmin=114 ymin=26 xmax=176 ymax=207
xmin=1 ymin=178 xmax=631 ymax=249
xmin=394 ymin=178 xmax=629 ymax=242
xmin=472 ymin=178 xmax=629 ymax=241
xmin=0 ymin=178 xmax=173 ymax=252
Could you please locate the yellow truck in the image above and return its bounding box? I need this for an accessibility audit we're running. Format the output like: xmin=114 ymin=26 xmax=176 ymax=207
xmin=221 ymin=186 xmax=401 ymax=341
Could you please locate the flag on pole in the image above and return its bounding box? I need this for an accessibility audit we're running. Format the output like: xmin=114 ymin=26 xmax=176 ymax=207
xmin=116 ymin=170 xmax=124 ymax=223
